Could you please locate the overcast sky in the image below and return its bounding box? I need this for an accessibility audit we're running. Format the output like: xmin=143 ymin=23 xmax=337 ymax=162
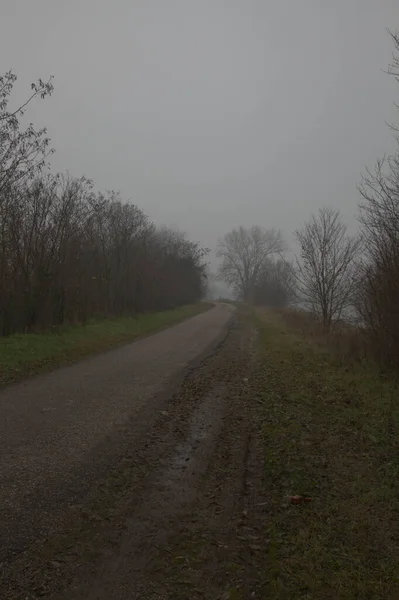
xmin=1 ymin=0 xmax=398 ymax=263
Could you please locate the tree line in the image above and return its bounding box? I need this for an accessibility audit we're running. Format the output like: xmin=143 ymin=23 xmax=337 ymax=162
xmin=217 ymin=30 xmax=399 ymax=369
xmin=0 ymin=72 xmax=207 ymax=336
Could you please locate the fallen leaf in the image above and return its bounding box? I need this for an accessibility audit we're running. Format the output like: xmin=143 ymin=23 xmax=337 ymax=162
xmin=289 ymin=495 xmax=312 ymax=504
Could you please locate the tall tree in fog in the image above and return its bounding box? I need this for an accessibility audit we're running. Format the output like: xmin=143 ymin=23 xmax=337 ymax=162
xmin=294 ymin=207 xmax=361 ymax=329
xmin=217 ymin=226 xmax=285 ymax=301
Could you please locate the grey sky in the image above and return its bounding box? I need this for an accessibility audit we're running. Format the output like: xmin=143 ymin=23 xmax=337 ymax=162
xmin=1 ymin=0 xmax=398 ymax=262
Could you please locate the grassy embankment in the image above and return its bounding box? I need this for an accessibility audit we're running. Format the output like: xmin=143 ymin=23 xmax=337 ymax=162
xmin=255 ymin=309 xmax=399 ymax=599
xmin=0 ymin=303 xmax=211 ymax=387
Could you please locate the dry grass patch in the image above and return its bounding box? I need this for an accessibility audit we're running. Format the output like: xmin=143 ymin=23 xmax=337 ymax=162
xmin=278 ymin=308 xmax=369 ymax=364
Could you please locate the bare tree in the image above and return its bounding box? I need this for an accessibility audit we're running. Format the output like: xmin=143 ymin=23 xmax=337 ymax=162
xmin=0 ymin=71 xmax=54 ymax=194
xmin=294 ymin=208 xmax=361 ymax=330
xmin=217 ymin=226 xmax=285 ymax=300
xmin=387 ymin=29 xmax=399 ymax=79
xmin=0 ymin=173 xmax=209 ymax=335
xmin=352 ymin=30 xmax=399 ymax=365
xmin=0 ymin=70 xmax=209 ymax=335
xmin=357 ymin=151 xmax=399 ymax=363
xmin=387 ymin=29 xmax=399 ymax=131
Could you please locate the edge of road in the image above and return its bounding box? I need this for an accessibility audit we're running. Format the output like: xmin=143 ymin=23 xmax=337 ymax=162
xmin=0 ymin=302 xmax=218 ymax=391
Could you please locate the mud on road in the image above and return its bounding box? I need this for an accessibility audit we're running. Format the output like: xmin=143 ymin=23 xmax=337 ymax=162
xmin=2 ymin=310 xmax=269 ymax=600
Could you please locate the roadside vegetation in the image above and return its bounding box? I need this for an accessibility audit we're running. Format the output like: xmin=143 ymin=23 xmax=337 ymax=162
xmin=217 ymin=32 xmax=399 ymax=373
xmin=0 ymin=72 xmax=208 ymax=338
xmin=255 ymin=309 xmax=399 ymax=599
xmin=0 ymin=303 xmax=210 ymax=387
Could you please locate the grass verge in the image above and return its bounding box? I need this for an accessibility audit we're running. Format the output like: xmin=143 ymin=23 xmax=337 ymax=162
xmin=255 ymin=309 xmax=399 ymax=599
xmin=0 ymin=303 xmax=211 ymax=388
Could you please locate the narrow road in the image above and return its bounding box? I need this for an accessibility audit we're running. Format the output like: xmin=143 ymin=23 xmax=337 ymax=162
xmin=1 ymin=304 xmax=268 ymax=599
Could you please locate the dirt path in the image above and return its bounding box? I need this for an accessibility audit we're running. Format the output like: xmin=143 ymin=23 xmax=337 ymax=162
xmin=1 ymin=305 xmax=268 ymax=600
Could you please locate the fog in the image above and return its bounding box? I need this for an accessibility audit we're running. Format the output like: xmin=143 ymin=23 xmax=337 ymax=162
xmin=1 ymin=0 xmax=398 ymax=265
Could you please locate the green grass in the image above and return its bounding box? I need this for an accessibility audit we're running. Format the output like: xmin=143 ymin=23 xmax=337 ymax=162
xmin=0 ymin=303 xmax=211 ymax=387
xmin=254 ymin=309 xmax=399 ymax=600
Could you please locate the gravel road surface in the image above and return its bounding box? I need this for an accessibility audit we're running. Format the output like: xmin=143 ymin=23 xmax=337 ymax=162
xmin=1 ymin=303 xmax=268 ymax=599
